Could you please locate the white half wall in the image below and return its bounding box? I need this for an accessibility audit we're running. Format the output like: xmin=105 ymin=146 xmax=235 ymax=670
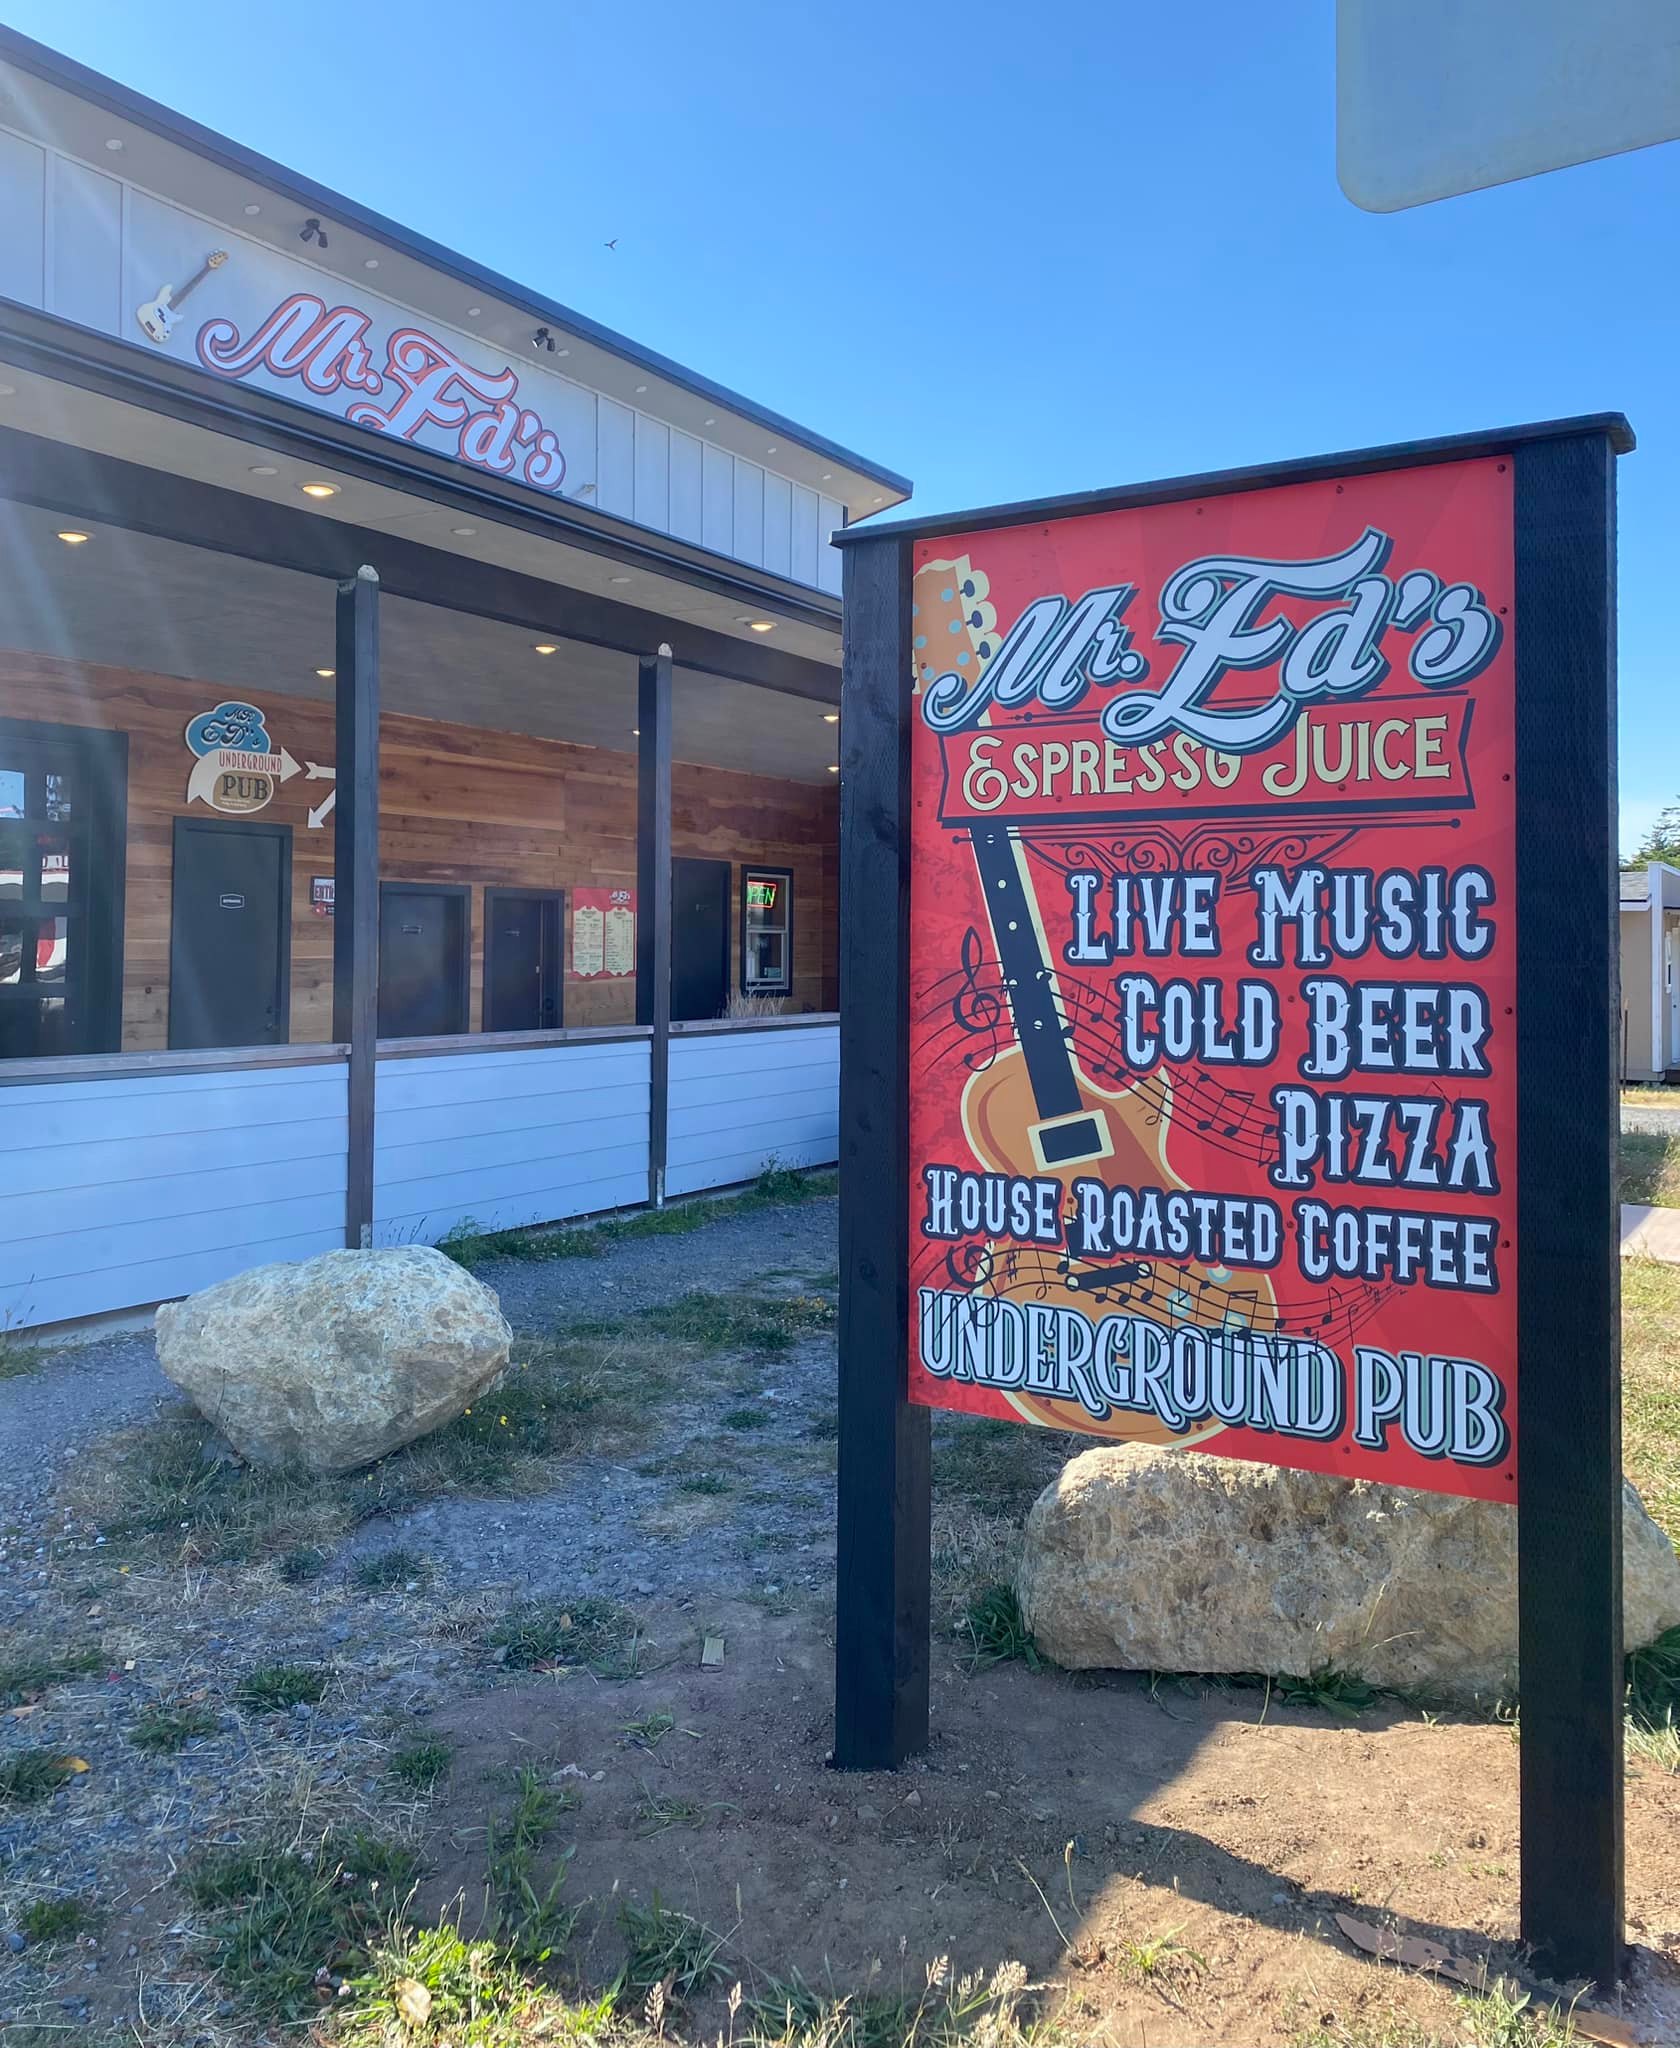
xmin=0 ymin=1059 xmax=348 ymax=1329
xmin=667 ymin=1023 xmax=840 ymax=1199
xmin=373 ymin=1037 xmax=652 ymax=1246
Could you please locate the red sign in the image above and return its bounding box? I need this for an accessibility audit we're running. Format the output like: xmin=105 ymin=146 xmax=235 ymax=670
xmin=907 ymin=456 xmax=1516 ymax=1501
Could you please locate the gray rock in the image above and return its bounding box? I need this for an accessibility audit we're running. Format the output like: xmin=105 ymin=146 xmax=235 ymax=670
xmin=155 ymin=1247 xmax=510 ymax=1472
xmin=1017 ymin=1445 xmax=1680 ymax=1699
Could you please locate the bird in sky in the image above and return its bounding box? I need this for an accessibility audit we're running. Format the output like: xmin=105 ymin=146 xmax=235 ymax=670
xmin=604 ymin=238 xmax=619 ymax=251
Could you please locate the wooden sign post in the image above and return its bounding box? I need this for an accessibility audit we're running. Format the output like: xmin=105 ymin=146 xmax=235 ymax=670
xmin=833 ymin=418 xmax=1632 ymax=1992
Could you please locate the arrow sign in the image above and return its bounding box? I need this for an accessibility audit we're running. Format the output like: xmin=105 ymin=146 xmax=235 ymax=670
xmin=307 ymin=788 xmax=337 ymax=831
xmin=277 ymin=748 xmax=302 ymax=782
xmin=304 ymin=759 xmax=336 ymax=782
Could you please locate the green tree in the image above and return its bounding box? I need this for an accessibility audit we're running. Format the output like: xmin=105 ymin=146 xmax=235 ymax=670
xmin=1630 ymin=803 xmax=1680 ymax=869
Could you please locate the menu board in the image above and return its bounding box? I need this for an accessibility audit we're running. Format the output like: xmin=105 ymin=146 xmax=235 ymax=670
xmin=571 ymin=886 xmax=636 ymax=979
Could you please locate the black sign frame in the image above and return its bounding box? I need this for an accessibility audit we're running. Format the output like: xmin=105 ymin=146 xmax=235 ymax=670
xmin=831 ymin=414 xmax=1633 ymax=1993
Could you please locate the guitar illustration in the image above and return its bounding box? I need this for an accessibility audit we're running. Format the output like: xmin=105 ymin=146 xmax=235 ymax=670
xmin=136 ymin=250 xmax=228 ymax=346
xmin=914 ymin=556 xmax=1279 ymax=1448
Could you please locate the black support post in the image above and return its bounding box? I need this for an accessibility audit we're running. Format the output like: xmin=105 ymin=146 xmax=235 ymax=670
xmin=1515 ymin=430 xmax=1624 ymax=1989
xmin=332 ymin=566 xmax=380 ymax=1251
xmin=637 ymin=646 xmax=673 ymax=1210
xmin=832 ymin=534 xmax=930 ymax=1770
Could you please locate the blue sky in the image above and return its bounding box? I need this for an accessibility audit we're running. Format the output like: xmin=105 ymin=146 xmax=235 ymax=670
xmin=9 ymin=0 xmax=1676 ymax=852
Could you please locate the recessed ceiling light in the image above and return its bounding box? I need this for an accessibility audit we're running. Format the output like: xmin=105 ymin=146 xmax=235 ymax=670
xmin=821 ymin=472 xmax=832 ymax=481
xmin=555 ymin=346 xmax=570 ymax=357
xmin=363 ymin=257 xmax=379 ymax=270
xmin=315 ymin=667 xmax=335 ymax=679
xmin=827 ymin=763 xmax=839 ymax=773
xmin=704 ymin=417 xmax=716 ymax=427
xmin=466 ymin=305 xmax=482 ymax=317
xmin=243 ymin=202 xmax=261 ymax=216
xmin=300 ymin=481 xmax=338 ymax=499
xmin=451 ymin=525 xmax=476 ymax=537
xmin=0 ymin=384 xmax=16 ymax=398
xmin=634 ymin=383 xmax=647 ymax=394
xmin=748 ymin=620 xmax=774 ymax=634
xmin=822 ymin=712 xmax=839 ymax=724
xmin=533 ymin=642 xmax=558 ymax=655
xmin=56 ymin=530 xmax=90 ymax=545
xmin=104 ymin=137 xmax=123 ymax=152
xmin=632 ymin=727 xmax=641 ymax=736
xmin=767 ymin=445 xmax=778 ymax=455
xmin=873 ymin=495 xmax=884 ymax=504
xmin=609 ymin=574 xmax=632 ymax=585
xmin=249 ymin=463 xmax=278 ymax=477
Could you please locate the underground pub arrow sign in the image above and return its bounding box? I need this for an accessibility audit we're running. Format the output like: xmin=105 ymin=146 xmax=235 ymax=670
xmin=183 ymin=700 xmax=300 ymax=816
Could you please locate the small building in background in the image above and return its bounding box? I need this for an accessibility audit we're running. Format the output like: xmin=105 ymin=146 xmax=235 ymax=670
xmin=1619 ymin=862 xmax=1680 ymax=1083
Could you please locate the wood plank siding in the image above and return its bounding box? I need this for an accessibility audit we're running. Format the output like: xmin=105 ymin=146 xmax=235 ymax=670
xmin=0 ymin=649 xmax=839 ymax=1047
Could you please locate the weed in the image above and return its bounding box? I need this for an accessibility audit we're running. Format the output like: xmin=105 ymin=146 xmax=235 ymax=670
xmin=622 ymin=1709 xmax=676 ymax=1750
xmin=678 ymin=1471 xmax=732 ymax=1496
xmin=1277 ymin=1664 xmax=1381 ymax=1718
xmin=18 ymin=1895 xmax=96 ymax=1943
xmin=351 ymin=1545 xmax=430 ymax=1592
xmin=1619 ymin=1129 xmax=1680 ymax=1209
xmin=388 ymin=1736 xmax=453 ymax=1792
xmin=0 ymin=1750 xmax=77 ymax=1805
xmin=749 ymin=1958 xmax=1040 ymax=2048
xmin=961 ymin=1584 xmax=1042 ymax=1670
xmin=0 ymin=1332 xmax=41 ymax=1380
xmin=485 ymin=1766 xmax=579 ymax=1964
xmin=632 ymin=1788 xmax=708 ymax=1836
xmin=934 ymin=1412 xmax=1078 ymax=1520
xmin=644 ymin=1289 xmax=835 ymax=1354
xmin=234 ymin=1663 xmax=330 ymax=1712
xmin=723 ymin=1406 xmax=772 ymax=1431
xmin=182 ymin=1830 xmax=417 ymax=2019
xmin=805 ymin=1409 xmax=840 ymax=1441
xmin=338 ymin=1921 xmax=539 ymax=2044
xmin=0 ymin=1645 xmax=101 ymax=1706
xmin=129 ymin=1703 xmax=219 ymax=1754
xmin=278 ymin=1544 xmax=329 ymax=1584
xmin=1628 ymin=1709 xmax=1680 ymax=1772
xmin=1456 ymin=1978 xmax=1579 ymax=2048
xmin=618 ymin=1896 xmax=727 ymax=2003
xmin=485 ymin=1595 xmax=637 ymax=1674
xmin=1114 ymin=1925 xmax=1207 ymax=1983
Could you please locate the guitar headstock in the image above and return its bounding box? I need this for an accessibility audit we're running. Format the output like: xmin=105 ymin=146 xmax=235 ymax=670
xmin=207 ymin=250 xmax=229 ymax=269
xmin=912 ymin=556 xmax=997 ymax=696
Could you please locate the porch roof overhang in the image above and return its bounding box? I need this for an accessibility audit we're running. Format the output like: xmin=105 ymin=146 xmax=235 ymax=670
xmin=0 ymin=23 xmax=910 ymax=510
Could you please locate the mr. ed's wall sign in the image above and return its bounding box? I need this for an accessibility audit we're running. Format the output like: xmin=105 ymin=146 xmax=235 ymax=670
xmin=907 ymin=459 xmax=1519 ymax=1502
xmin=183 ymin=700 xmax=301 ymax=816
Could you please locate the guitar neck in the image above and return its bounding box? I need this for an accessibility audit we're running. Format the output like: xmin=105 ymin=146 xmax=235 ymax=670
xmin=968 ymin=824 xmax=1083 ymax=1121
xmin=172 ymin=262 xmax=214 ymax=306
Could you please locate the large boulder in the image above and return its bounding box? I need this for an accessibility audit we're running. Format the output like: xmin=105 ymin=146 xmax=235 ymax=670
xmin=1017 ymin=1445 xmax=1680 ymax=1699
xmin=156 ymin=1246 xmax=511 ymax=1472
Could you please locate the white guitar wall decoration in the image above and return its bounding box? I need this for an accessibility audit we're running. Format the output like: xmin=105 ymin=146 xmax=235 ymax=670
xmin=136 ymin=249 xmax=229 ymax=345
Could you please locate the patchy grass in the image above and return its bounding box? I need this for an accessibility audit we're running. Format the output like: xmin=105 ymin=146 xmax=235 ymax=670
xmin=437 ymin=1163 xmax=837 ymax=1270
xmin=485 ymin=1766 xmax=580 ymax=1964
xmin=351 ymin=1544 xmax=430 ymax=1592
xmin=621 ymin=1708 xmax=676 ymax=1750
xmin=181 ymin=1830 xmax=417 ymax=2019
xmin=0 ymin=1644 xmax=102 ymax=1706
xmin=233 ymin=1663 xmax=331 ymax=1713
xmin=278 ymin=1543 xmax=329 ymax=1584
xmin=631 ymin=1787 xmax=710 ymax=1836
xmin=388 ymin=1735 xmax=453 ymax=1793
xmin=0 ymin=1333 xmax=43 ymax=1380
xmin=934 ymin=1411 xmax=1077 ymax=1521
xmin=337 ymin=1921 xmax=543 ymax=2044
xmin=641 ymin=1289 xmax=835 ymax=1355
xmin=128 ymin=1702 xmax=219 ymax=1754
xmin=485 ymin=1595 xmax=637 ymax=1674
xmin=677 ymin=1470 xmax=732 ymax=1496
xmin=748 ymin=1960 xmax=1048 ymax=2048
xmin=1620 ymin=1128 xmax=1680 ymax=1207
xmin=1624 ymin=1260 xmax=1680 ymax=1548
xmin=17 ymin=1894 xmax=97 ymax=1944
xmin=0 ymin=1749 xmax=79 ymax=1805
xmin=723 ymin=1405 xmax=773 ymax=1431
xmin=960 ymin=1584 xmax=1042 ymax=1671
xmin=618 ymin=1897 xmax=727 ymax=2005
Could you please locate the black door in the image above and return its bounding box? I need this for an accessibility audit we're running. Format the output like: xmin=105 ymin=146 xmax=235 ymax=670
xmin=484 ymin=889 xmax=562 ymax=1033
xmin=0 ymin=719 xmax=126 ymax=1059
xmin=169 ymin=818 xmax=291 ymax=1050
xmin=379 ymin=884 xmax=469 ymax=1038
xmin=672 ymin=857 xmax=730 ymax=1022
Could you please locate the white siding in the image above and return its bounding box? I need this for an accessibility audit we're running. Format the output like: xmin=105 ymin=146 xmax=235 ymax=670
xmin=633 ymin=415 xmax=670 ymax=531
xmin=0 ymin=1061 xmax=348 ymax=1329
xmin=817 ymin=495 xmax=846 ymax=596
xmin=762 ymin=472 xmax=792 ymax=579
xmin=373 ymin=1039 xmax=651 ymax=1244
xmin=702 ymin=444 xmax=734 ymax=555
xmin=732 ymin=459 xmax=764 ymax=567
xmin=0 ymin=128 xmax=45 ymax=307
xmin=668 ymin=430 xmax=704 ymax=543
xmin=790 ymin=485 xmax=820 ymax=587
xmin=666 ymin=1024 xmax=839 ymax=1199
xmin=596 ymin=398 xmax=636 ymax=518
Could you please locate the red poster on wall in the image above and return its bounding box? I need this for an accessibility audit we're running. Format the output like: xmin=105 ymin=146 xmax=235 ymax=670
xmin=908 ymin=456 xmax=1516 ymax=1501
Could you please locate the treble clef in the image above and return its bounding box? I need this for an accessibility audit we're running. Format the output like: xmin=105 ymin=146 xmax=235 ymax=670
xmin=950 ymin=926 xmax=1005 ymax=1069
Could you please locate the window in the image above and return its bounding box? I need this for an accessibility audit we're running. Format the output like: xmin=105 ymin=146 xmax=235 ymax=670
xmin=741 ymin=866 xmax=793 ymax=997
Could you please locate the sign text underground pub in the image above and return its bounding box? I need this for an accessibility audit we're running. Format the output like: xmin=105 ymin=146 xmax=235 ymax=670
xmin=833 ymin=419 xmax=1631 ymax=1991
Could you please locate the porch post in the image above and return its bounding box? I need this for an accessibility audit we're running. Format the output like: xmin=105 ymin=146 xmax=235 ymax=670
xmin=333 ymin=566 xmax=380 ymax=1250
xmin=637 ymin=645 xmax=673 ymax=1208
